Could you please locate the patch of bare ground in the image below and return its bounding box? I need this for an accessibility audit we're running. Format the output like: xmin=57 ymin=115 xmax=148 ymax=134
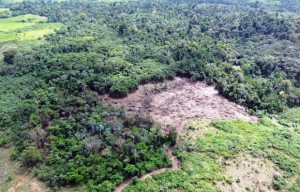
xmin=107 ymin=77 xmax=257 ymax=192
xmin=102 ymin=77 xmax=257 ymax=134
xmin=180 ymin=120 xmax=218 ymax=144
xmin=6 ymin=171 xmax=45 ymax=192
xmin=218 ymin=154 xmax=276 ymax=192
xmin=0 ymin=147 xmax=46 ymax=192
xmin=0 ymin=147 xmax=13 ymax=191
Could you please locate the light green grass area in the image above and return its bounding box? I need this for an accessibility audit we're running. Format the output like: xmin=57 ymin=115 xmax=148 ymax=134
xmin=0 ymin=27 xmax=61 ymax=42
xmin=278 ymin=108 xmax=300 ymax=126
xmin=0 ymin=147 xmax=48 ymax=192
xmin=0 ymin=14 xmax=62 ymax=42
xmin=0 ymin=147 xmax=19 ymax=192
xmin=0 ymin=14 xmax=47 ymax=32
xmin=125 ymin=114 xmax=300 ymax=191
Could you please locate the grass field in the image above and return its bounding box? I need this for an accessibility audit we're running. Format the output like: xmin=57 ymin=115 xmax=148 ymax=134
xmin=0 ymin=14 xmax=62 ymax=43
xmin=124 ymin=110 xmax=300 ymax=191
xmin=0 ymin=14 xmax=47 ymax=31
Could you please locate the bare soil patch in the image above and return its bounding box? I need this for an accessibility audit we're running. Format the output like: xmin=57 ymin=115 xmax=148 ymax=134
xmin=180 ymin=120 xmax=218 ymax=144
xmin=7 ymin=174 xmax=45 ymax=192
xmin=103 ymin=77 xmax=257 ymax=133
xmin=218 ymin=154 xmax=276 ymax=192
xmin=0 ymin=147 xmax=45 ymax=192
xmin=109 ymin=77 xmax=258 ymax=192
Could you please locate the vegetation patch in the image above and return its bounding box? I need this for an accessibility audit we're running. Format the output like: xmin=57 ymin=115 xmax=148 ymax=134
xmin=218 ymin=154 xmax=276 ymax=192
xmin=0 ymin=14 xmax=62 ymax=42
xmin=126 ymin=114 xmax=300 ymax=191
xmin=0 ymin=8 xmax=11 ymax=18
xmin=0 ymin=147 xmax=46 ymax=192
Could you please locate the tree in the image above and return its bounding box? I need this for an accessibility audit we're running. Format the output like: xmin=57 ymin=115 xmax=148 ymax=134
xmin=3 ymin=49 xmax=17 ymax=65
xmin=167 ymin=127 xmax=178 ymax=146
xmin=119 ymin=23 xmax=128 ymax=36
xmin=125 ymin=164 xmax=138 ymax=175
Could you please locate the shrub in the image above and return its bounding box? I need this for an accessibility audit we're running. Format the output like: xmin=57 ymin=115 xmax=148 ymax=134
xmin=273 ymin=175 xmax=286 ymax=190
xmin=21 ymin=146 xmax=42 ymax=166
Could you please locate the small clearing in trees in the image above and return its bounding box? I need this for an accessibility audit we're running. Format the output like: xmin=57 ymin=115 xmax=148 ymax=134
xmin=107 ymin=77 xmax=258 ymax=192
xmin=0 ymin=148 xmax=45 ymax=192
xmin=103 ymin=77 xmax=257 ymax=134
xmin=218 ymin=154 xmax=277 ymax=192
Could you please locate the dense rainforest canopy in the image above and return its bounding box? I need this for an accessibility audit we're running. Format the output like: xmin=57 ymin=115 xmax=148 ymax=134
xmin=0 ymin=0 xmax=300 ymax=191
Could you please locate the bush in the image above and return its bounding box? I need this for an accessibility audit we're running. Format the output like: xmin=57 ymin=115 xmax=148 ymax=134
xmin=132 ymin=176 xmax=139 ymax=185
xmin=109 ymin=77 xmax=139 ymax=98
xmin=109 ymin=83 xmax=129 ymax=98
xmin=21 ymin=146 xmax=42 ymax=166
xmin=273 ymin=175 xmax=286 ymax=190
xmin=3 ymin=49 xmax=17 ymax=65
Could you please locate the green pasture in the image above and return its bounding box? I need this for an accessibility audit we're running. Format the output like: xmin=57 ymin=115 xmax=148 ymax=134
xmin=0 ymin=14 xmax=62 ymax=42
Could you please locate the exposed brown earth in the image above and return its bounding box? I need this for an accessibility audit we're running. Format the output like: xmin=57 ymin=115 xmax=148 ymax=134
xmin=218 ymin=154 xmax=277 ymax=192
xmin=0 ymin=78 xmax=259 ymax=192
xmin=103 ymin=77 xmax=257 ymax=134
xmin=108 ymin=77 xmax=258 ymax=192
xmin=0 ymin=147 xmax=45 ymax=192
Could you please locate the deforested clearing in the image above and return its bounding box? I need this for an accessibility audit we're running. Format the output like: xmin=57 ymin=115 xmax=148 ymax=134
xmin=103 ymin=77 xmax=257 ymax=133
xmin=218 ymin=154 xmax=277 ymax=192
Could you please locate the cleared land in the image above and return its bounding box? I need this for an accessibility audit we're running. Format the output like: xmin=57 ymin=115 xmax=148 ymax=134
xmin=1 ymin=77 xmax=300 ymax=192
xmin=0 ymin=14 xmax=62 ymax=42
xmin=103 ymin=77 xmax=257 ymax=133
xmin=106 ymin=78 xmax=261 ymax=191
xmin=0 ymin=147 xmax=46 ymax=192
xmin=104 ymin=78 xmax=299 ymax=192
xmin=125 ymin=118 xmax=300 ymax=191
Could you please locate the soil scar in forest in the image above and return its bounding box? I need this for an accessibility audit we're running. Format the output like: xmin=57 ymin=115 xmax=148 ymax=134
xmin=105 ymin=77 xmax=257 ymax=192
xmin=103 ymin=77 xmax=257 ymax=134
